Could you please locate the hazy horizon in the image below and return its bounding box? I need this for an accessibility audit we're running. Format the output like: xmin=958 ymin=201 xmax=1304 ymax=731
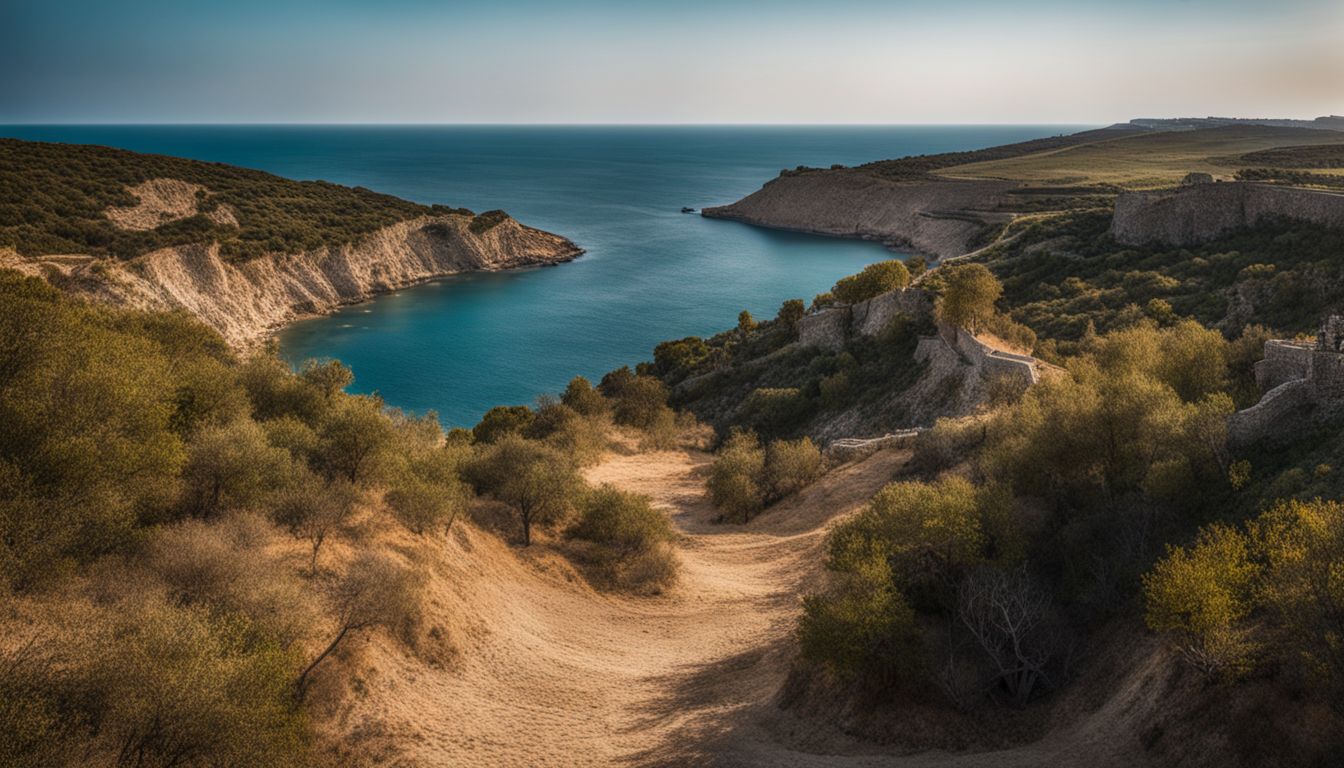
xmin=4 ymin=0 xmax=1341 ymax=125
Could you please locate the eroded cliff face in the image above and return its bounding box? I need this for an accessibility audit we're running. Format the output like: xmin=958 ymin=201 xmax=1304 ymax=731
xmin=701 ymin=172 xmax=1019 ymax=259
xmin=4 ymin=213 xmax=581 ymax=347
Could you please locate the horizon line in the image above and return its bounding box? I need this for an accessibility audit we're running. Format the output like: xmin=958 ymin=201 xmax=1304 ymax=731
xmin=2 ymin=120 xmax=1115 ymax=128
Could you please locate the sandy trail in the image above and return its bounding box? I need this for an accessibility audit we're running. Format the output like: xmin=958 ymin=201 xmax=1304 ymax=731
xmin=347 ymin=446 xmax=1155 ymax=767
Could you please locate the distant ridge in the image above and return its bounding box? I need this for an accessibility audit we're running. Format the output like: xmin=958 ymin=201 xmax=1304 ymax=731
xmin=1126 ymin=115 xmax=1344 ymax=131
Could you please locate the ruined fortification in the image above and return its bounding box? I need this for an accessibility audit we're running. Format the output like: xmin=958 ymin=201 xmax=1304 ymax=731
xmin=1228 ymin=316 xmax=1344 ymax=447
xmin=798 ymin=286 xmax=1044 ymax=412
xmin=1111 ymin=181 xmax=1344 ymax=247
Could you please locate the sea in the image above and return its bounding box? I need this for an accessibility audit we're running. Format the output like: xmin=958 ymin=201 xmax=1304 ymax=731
xmin=1 ymin=125 xmax=1082 ymax=425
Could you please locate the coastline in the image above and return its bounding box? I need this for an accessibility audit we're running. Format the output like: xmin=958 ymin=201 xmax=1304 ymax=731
xmin=4 ymin=213 xmax=584 ymax=349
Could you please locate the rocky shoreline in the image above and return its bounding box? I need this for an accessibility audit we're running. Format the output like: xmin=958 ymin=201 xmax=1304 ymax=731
xmin=701 ymin=171 xmax=1019 ymax=260
xmin=4 ymin=212 xmax=582 ymax=348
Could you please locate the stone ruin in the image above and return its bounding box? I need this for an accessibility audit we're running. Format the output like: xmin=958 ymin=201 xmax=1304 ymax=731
xmin=1228 ymin=315 xmax=1344 ymax=447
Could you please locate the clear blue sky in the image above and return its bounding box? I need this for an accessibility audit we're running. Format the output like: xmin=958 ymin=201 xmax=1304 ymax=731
xmin=2 ymin=0 xmax=1340 ymax=124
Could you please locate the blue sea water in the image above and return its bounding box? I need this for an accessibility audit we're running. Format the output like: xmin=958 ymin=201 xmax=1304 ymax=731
xmin=1 ymin=125 xmax=1082 ymax=425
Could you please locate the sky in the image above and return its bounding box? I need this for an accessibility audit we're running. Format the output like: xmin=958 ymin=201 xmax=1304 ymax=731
xmin=2 ymin=0 xmax=1341 ymax=124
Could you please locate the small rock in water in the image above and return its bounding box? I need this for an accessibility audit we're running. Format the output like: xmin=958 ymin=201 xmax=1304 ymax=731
xmin=680 ymin=206 xmax=696 ymax=213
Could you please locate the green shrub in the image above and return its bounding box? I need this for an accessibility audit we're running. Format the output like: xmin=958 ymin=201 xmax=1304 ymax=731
xmin=612 ymin=376 xmax=673 ymax=431
xmin=1143 ymin=523 xmax=1258 ymax=676
xmin=561 ymin=375 xmax=608 ymax=417
xmin=831 ymin=260 xmax=911 ymax=305
xmin=799 ymin=553 xmax=922 ymax=686
xmin=472 ymin=404 xmax=535 ymax=444
xmin=314 ymin=396 xmax=396 ymax=484
xmin=762 ymin=438 xmax=823 ymax=500
xmin=707 ymin=430 xmax=766 ymax=522
xmin=571 ymin=484 xmax=673 ymax=556
xmin=182 ymin=419 xmax=292 ymax=516
xmin=829 ymin=477 xmax=985 ymax=605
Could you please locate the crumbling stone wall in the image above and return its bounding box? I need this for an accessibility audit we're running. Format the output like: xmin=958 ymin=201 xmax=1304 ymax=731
xmin=1231 ymin=317 xmax=1344 ymax=447
xmin=1255 ymin=340 xmax=1314 ymax=391
xmin=1112 ymin=183 xmax=1344 ymax=248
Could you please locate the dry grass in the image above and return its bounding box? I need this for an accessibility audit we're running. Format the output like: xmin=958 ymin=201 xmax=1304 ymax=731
xmin=938 ymin=126 xmax=1344 ymax=189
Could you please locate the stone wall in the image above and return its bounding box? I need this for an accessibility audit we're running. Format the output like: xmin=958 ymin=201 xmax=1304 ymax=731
xmin=1255 ymin=340 xmax=1314 ymax=391
xmin=797 ymin=307 xmax=850 ymax=352
xmin=1231 ymin=323 xmax=1344 ymax=447
xmin=1111 ymin=183 xmax=1344 ymax=248
xmin=796 ymin=287 xmax=932 ymax=352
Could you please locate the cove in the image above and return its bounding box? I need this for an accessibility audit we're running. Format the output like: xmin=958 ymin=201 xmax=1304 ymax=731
xmin=1 ymin=125 xmax=1081 ymax=425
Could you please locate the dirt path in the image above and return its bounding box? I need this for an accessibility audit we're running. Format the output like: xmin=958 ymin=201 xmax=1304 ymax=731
xmin=345 ymin=446 xmax=1156 ymax=767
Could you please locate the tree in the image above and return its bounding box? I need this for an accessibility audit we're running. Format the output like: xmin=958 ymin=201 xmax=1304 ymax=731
xmin=937 ymin=263 xmax=1002 ymax=333
xmin=1250 ymin=499 xmax=1344 ymax=696
xmin=799 ymin=553 xmax=922 ymax=686
xmin=828 ymin=477 xmax=984 ymax=604
xmin=652 ymin=337 xmax=711 ymax=377
xmin=271 ymin=473 xmax=358 ymax=573
xmin=737 ymin=310 xmax=757 ymax=334
xmin=472 ymin=405 xmax=535 ymax=444
xmin=298 ymin=359 xmax=353 ymax=400
xmin=315 ymin=397 xmax=395 ymax=484
xmin=831 ymin=260 xmax=911 ymax=305
xmin=957 ymin=566 xmax=1058 ymax=706
xmin=296 ymin=553 xmax=421 ymax=697
xmin=612 ymin=376 xmax=672 ymax=430
xmin=182 ymin=419 xmax=291 ymax=516
xmin=1143 ymin=523 xmax=1257 ymax=675
xmin=475 ymin=436 xmax=584 ymax=545
xmin=777 ymin=299 xmax=806 ymax=337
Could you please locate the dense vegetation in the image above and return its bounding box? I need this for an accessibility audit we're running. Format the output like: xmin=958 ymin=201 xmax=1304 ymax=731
xmin=981 ymin=206 xmax=1344 ymax=345
xmin=0 ymin=269 xmax=679 ymax=766
xmin=0 ymin=139 xmax=482 ymax=262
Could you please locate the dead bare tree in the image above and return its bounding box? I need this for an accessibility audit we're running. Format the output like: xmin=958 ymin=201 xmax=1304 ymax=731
xmin=956 ymin=566 xmax=1056 ymax=707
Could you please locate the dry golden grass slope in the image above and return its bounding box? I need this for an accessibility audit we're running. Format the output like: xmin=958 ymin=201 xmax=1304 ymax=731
xmin=937 ymin=125 xmax=1344 ymax=189
xmin=312 ymin=443 xmax=1190 ymax=768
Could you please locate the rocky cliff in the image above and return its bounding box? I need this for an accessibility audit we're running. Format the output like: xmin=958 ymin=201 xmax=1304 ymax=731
xmin=702 ymin=173 xmax=1018 ymax=259
xmin=2 ymin=212 xmax=581 ymax=347
xmin=1111 ymin=182 xmax=1344 ymax=247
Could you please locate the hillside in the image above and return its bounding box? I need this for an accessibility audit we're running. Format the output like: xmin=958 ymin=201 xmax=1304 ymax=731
xmin=0 ymin=139 xmax=582 ymax=346
xmin=704 ymin=122 xmax=1344 ymax=260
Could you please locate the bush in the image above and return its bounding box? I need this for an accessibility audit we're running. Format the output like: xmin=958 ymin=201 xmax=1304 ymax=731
xmin=707 ymin=430 xmax=766 ymax=522
xmin=472 ymin=404 xmax=535 ymax=444
xmin=777 ymin=299 xmax=806 ymax=337
xmin=829 ymin=477 xmax=986 ymax=606
xmin=571 ymin=485 xmax=672 ymax=556
xmin=799 ymin=553 xmax=922 ymax=687
xmin=611 ymin=376 xmax=673 ymax=430
xmin=762 ymin=438 xmax=823 ymax=500
xmin=831 ymin=260 xmax=911 ymax=305
xmin=314 ymin=396 xmax=396 ymax=483
xmin=1143 ymin=523 xmax=1257 ymax=676
xmin=1 ymin=590 xmax=308 ymax=768
xmin=561 ymin=375 xmax=608 ymax=417
xmin=568 ymin=485 xmax=679 ymax=592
